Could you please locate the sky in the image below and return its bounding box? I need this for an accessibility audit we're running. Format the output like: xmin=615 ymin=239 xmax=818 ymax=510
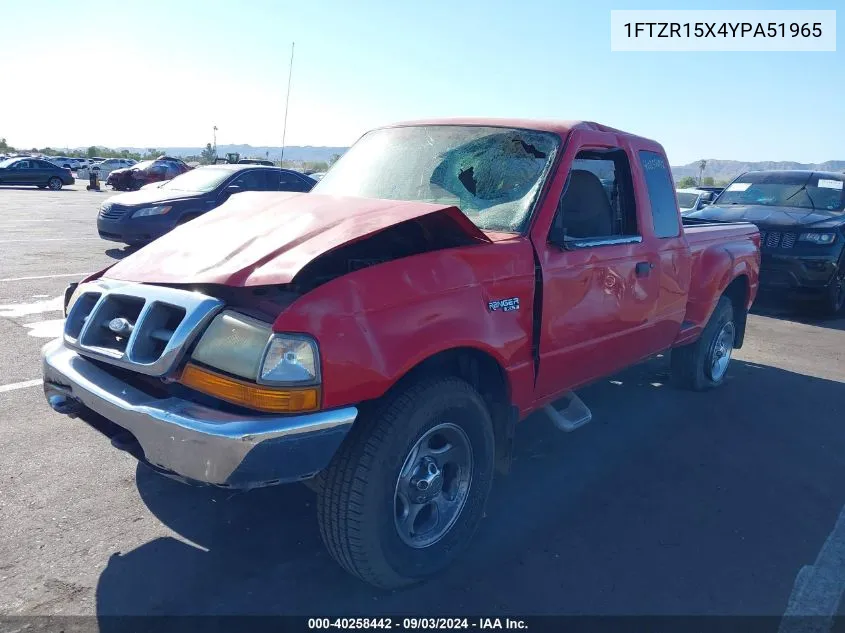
xmin=0 ymin=0 xmax=841 ymax=165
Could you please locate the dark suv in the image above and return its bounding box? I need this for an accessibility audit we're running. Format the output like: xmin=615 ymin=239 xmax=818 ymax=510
xmin=686 ymin=170 xmax=845 ymax=313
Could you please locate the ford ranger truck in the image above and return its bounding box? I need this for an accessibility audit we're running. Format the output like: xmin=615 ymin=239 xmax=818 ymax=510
xmin=42 ymin=119 xmax=761 ymax=588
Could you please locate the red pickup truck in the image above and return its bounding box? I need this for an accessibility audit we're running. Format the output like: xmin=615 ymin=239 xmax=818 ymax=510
xmin=43 ymin=119 xmax=760 ymax=588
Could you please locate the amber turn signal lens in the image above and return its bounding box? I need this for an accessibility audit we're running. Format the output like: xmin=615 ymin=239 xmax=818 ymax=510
xmin=179 ymin=363 xmax=319 ymax=413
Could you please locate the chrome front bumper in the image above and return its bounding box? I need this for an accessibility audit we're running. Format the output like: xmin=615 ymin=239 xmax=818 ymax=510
xmin=41 ymin=338 xmax=356 ymax=489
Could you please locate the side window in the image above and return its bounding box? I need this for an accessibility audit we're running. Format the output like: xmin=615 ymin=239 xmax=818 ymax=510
xmin=638 ymin=150 xmax=681 ymax=238
xmin=232 ymin=170 xmax=265 ymax=190
xmin=550 ymin=148 xmax=638 ymax=243
xmin=276 ymin=172 xmax=311 ymax=192
xmin=16 ymin=161 xmax=30 ymax=169
xmin=164 ymin=163 xmax=181 ymax=179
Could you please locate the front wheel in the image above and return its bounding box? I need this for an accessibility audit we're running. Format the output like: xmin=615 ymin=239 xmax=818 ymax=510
xmin=47 ymin=177 xmax=62 ymax=190
xmin=671 ymin=295 xmax=736 ymax=391
xmin=316 ymin=377 xmax=495 ymax=589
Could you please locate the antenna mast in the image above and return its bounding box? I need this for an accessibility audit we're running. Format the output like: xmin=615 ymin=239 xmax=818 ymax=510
xmin=280 ymin=42 xmax=295 ymax=165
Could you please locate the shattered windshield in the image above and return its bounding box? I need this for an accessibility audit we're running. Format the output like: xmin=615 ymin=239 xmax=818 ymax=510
xmin=313 ymin=125 xmax=560 ymax=232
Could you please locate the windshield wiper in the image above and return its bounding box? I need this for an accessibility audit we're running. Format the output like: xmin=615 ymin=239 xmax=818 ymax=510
xmin=784 ymin=172 xmax=817 ymax=212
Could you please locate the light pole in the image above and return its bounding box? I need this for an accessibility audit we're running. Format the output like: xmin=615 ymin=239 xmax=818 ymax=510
xmin=213 ymin=125 xmax=218 ymax=155
xmin=280 ymin=42 xmax=295 ymax=165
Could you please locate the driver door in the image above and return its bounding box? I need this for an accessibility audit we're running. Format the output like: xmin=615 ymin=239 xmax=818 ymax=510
xmin=9 ymin=160 xmax=34 ymax=185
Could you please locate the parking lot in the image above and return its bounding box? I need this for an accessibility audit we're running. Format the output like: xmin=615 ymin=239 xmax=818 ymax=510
xmin=1 ymin=186 xmax=845 ymax=618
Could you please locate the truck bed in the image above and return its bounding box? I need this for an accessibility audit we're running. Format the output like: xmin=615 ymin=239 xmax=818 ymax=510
xmin=674 ymin=220 xmax=760 ymax=346
xmin=683 ymin=220 xmax=760 ymax=252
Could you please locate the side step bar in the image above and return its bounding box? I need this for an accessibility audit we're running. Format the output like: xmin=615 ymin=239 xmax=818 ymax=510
xmin=544 ymin=392 xmax=592 ymax=432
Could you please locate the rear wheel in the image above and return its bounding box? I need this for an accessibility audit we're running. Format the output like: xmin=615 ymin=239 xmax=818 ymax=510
xmin=47 ymin=177 xmax=62 ymax=191
xmin=671 ymin=296 xmax=736 ymax=391
xmin=316 ymin=377 xmax=495 ymax=589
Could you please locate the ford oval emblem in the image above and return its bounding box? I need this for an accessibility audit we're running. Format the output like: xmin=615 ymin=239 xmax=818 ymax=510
xmin=108 ymin=317 xmax=131 ymax=335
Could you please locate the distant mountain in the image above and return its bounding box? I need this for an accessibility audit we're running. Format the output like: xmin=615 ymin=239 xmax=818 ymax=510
xmin=115 ymin=145 xmax=348 ymax=163
xmin=671 ymin=159 xmax=845 ymax=183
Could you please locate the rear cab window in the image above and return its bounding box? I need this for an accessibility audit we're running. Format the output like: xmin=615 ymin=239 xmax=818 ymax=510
xmin=639 ymin=150 xmax=681 ymax=238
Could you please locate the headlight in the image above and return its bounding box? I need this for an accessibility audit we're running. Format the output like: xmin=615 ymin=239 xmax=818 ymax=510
xmin=63 ymin=282 xmax=82 ymax=317
xmin=191 ymin=311 xmax=271 ymax=380
xmin=191 ymin=311 xmax=321 ymax=386
xmin=260 ymin=335 xmax=320 ymax=385
xmin=131 ymin=205 xmax=172 ymax=218
xmin=799 ymin=232 xmax=836 ymax=245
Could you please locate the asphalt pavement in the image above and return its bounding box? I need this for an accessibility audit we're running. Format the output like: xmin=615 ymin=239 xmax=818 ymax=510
xmin=1 ymin=185 xmax=845 ymax=621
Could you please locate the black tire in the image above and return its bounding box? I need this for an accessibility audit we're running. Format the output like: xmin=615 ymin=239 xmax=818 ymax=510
xmin=47 ymin=177 xmax=62 ymax=191
xmin=671 ymin=296 xmax=736 ymax=391
xmin=821 ymin=266 xmax=845 ymax=316
xmin=316 ymin=377 xmax=495 ymax=589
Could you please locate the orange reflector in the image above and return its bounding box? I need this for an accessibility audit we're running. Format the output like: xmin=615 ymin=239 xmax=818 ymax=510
xmin=179 ymin=363 xmax=319 ymax=413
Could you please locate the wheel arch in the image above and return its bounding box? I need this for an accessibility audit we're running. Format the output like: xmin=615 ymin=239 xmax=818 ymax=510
xmin=374 ymin=346 xmax=518 ymax=476
xmin=722 ymin=274 xmax=750 ymax=348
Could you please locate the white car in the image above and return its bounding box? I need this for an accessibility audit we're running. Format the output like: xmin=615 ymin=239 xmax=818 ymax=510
xmin=91 ymin=158 xmax=136 ymax=176
xmin=48 ymin=156 xmax=77 ymax=169
xmin=676 ymin=187 xmax=720 ymax=215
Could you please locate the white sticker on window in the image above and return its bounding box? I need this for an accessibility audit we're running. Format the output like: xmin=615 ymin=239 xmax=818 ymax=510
xmin=817 ymin=179 xmax=844 ymax=190
xmin=727 ymin=182 xmax=752 ymax=192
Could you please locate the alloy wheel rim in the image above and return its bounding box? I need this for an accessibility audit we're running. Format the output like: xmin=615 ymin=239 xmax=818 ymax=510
xmin=393 ymin=422 xmax=473 ymax=549
xmin=707 ymin=321 xmax=735 ymax=381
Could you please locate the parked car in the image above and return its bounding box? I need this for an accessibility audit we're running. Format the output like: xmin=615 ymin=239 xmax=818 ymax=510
xmin=97 ymin=165 xmax=316 ymax=245
xmin=48 ymin=156 xmax=76 ymax=170
xmin=676 ymin=187 xmax=718 ymax=214
xmin=106 ymin=156 xmax=191 ymax=191
xmin=238 ymin=158 xmax=275 ymax=166
xmin=0 ymin=157 xmax=75 ymax=189
xmin=91 ymin=158 xmax=137 ymax=177
xmin=43 ymin=118 xmax=759 ymax=589
xmin=686 ymin=170 xmax=845 ymax=313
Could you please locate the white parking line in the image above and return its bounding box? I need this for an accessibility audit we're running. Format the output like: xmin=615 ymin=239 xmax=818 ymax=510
xmin=0 ymin=296 xmax=63 ymax=318
xmin=0 ymin=273 xmax=87 ymax=283
xmin=24 ymin=319 xmax=65 ymax=338
xmin=0 ymin=238 xmax=100 ymax=243
xmin=0 ymin=379 xmax=42 ymax=394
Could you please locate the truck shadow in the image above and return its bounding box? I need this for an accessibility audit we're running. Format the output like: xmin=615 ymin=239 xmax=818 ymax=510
xmin=95 ymin=357 xmax=845 ymax=617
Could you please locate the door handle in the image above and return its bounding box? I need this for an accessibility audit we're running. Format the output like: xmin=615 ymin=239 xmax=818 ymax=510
xmin=635 ymin=261 xmax=654 ymax=277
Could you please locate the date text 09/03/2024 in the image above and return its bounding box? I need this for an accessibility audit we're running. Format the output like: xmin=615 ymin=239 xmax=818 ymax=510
xmin=307 ymin=618 xmax=528 ymax=630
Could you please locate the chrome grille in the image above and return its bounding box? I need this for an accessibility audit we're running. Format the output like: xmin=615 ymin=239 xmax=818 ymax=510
xmin=64 ymin=280 xmax=223 ymax=376
xmin=98 ymin=203 xmax=128 ymax=220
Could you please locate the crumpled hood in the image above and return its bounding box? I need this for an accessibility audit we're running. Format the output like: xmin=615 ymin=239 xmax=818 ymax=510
xmin=688 ymin=204 xmax=845 ymax=229
xmin=103 ymin=192 xmax=490 ymax=287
